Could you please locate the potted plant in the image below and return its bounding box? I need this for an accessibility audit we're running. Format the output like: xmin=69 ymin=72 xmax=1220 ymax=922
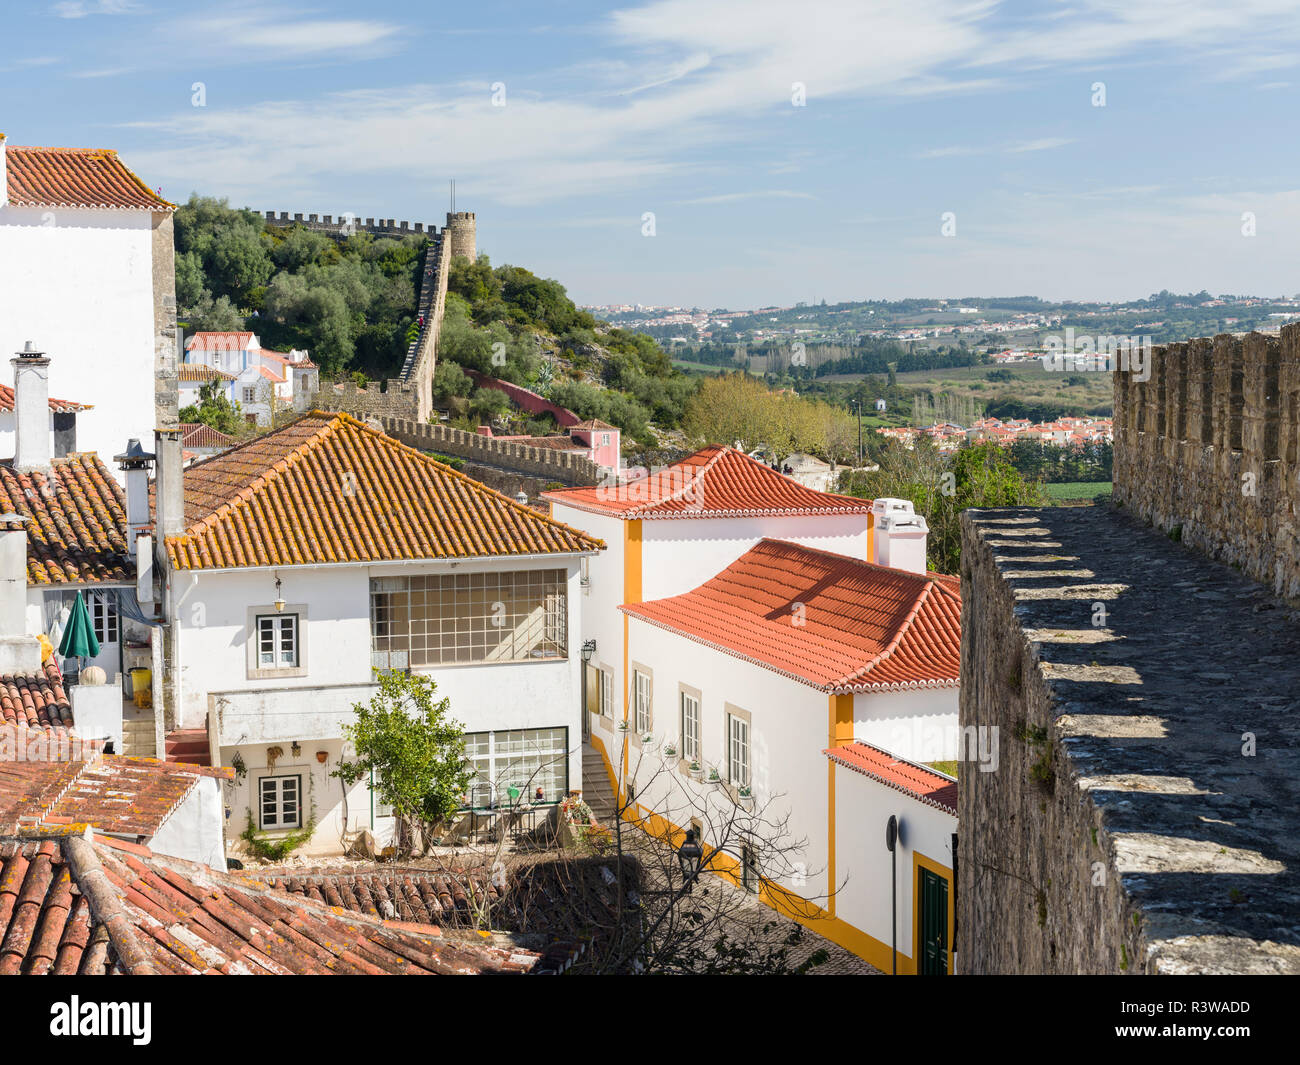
xmin=737 ymin=784 xmax=754 ymax=808
xmin=663 ymin=739 xmax=678 ymax=758
xmin=688 ymin=760 xmax=704 ymax=781
xmin=641 ymin=732 xmax=656 ymax=748
xmin=616 ymin=719 xmax=630 ymax=733
xmin=706 ymin=766 xmax=722 ymax=784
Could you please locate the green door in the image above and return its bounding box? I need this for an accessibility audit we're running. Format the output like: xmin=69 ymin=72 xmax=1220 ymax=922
xmin=919 ymin=869 xmax=949 ymax=975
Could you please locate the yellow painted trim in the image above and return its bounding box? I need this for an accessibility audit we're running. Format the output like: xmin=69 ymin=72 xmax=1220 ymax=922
xmin=826 ymin=693 xmax=853 ymax=920
xmin=621 ymin=520 xmax=643 ymax=782
xmin=912 ymin=850 xmax=955 ymax=975
xmin=866 ymin=508 xmax=874 ymax=564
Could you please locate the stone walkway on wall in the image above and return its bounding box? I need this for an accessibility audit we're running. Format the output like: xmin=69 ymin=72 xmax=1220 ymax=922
xmin=961 ymin=503 xmax=1300 ymax=974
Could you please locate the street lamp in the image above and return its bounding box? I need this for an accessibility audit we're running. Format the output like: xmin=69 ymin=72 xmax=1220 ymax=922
xmin=581 ymin=639 xmax=597 ymax=662
xmin=678 ymin=828 xmax=704 ymax=891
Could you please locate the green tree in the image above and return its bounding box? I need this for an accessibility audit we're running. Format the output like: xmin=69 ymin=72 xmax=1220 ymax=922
xmin=178 ymin=378 xmax=246 ymax=435
xmin=333 ymin=671 xmax=472 ymax=856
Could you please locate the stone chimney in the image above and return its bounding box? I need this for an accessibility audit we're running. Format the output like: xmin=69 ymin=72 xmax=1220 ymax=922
xmin=11 ymin=342 xmax=51 ymax=475
xmin=871 ymin=497 xmax=930 ymax=575
xmin=154 ymin=427 xmax=185 ymax=538
xmin=0 ymin=512 xmax=28 ymax=638
xmin=114 ymin=439 xmax=155 ymax=557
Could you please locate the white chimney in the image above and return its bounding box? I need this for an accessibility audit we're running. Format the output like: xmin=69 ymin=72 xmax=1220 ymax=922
xmin=11 ymin=342 xmax=51 ymax=474
xmin=154 ymin=427 xmax=185 ymax=538
xmin=0 ymin=134 xmax=7 ymax=209
xmin=114 ymin=439 xmax=155 ymax=556
xmin=0 ymin=512 xmax=29 ymax=638
xmin=871 ymin=497 xmax=929 ymax=575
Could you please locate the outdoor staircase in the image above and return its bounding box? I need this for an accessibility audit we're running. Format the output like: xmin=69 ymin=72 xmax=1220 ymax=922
xmin=120 ymin=714 xmax=157 ymax=759
xmin=582 ymin=742 xmax=618 ymax=824
xmin=164 ymin=728 xmax=212 ymax=767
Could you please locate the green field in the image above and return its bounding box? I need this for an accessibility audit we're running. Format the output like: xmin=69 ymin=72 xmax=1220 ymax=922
xmin=1042 ymin=481 xmax=1112 ymax=502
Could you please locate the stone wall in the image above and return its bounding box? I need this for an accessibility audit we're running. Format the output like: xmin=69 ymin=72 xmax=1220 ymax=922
xmin=959 ymin=505 xmax=1300 ymax=974
xmin=1114 ymin=325 xmax=1300 ymax=598
xmin=261 ymin=211 xmax=437 ymax=238
xmin=381 ymin=417 xmax=602 ymax=487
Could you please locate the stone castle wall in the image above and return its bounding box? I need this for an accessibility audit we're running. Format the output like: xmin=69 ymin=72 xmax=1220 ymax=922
xmin=380 ymin=417 xmax=602 ymax=487
xmin=1113 ymin=324 xmax=1300 ymax=598
xmin=261 ymin=211 xmax=437 ymax=238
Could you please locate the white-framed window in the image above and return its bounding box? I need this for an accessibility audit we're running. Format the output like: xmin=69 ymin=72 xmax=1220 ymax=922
xmin=257 ymin=614 xmax=299 ymax=668
xmin=599 ymin=668 xmax=613 ymax=717
xmin=370 ymin=570 xmax=567 ymax=668
xmin=464 ymin=727 xmax=569 ymax=807
xmin=601 ymin=433 xmax=610 ymax=446
xmin=88 ymin=591 xmax=119 ymax=645
xmin=728 ymin=713 xmax=750 ymax=787
xmin=259 ymin=775 xmax=302 ymax=830
xmin=681 ymin=690 xmax=701 ymax=762
xmin=370 ymin=770 xmax=393 ymax=820
xmin=634 ymin=669 xmax=652 ymax=734
xmin=242 ymin=386 xmax=257 ymax=403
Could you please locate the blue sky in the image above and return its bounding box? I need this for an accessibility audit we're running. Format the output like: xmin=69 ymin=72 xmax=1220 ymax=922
xmin=5 ymin=0 xmax=1300 ymax=307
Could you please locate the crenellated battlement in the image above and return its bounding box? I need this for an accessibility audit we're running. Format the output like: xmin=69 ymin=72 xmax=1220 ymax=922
xmin=1113 ymin=323 xmax=1300 ymax=597
xmin=260 ymin=211 xmax=438 ymax=238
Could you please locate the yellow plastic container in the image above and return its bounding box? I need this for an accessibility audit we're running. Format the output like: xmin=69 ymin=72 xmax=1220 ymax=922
xmin=130 ymin=667 xmax=152 ymax=709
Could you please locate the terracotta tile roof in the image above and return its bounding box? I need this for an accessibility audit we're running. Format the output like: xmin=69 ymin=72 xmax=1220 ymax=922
xmin=180 ymin=423 xmax=237 ymax=449
xmin=824 ymin=741 xmax=958 ymax=816
xmin=0 ymin=832 xmax=543 ymax=974
xmin=184 ymin=331 xmax=255 ymax=351
xmin=543 ymin=445 xmax=872 ymax=519
xmin=254 ymin=867 xmax=508 ymax=928
xmin=4 ymin=145 xmax=173 ymax=211
xmin=0 ymin=384 xmax=89 ymax=414
xmin=166 ymin=411 xmax=604 ymax=570
xmin=0 ymin=455 xmax=131 ymax=585
xmin=178 ymin=364 xmax=238 ymax=383
xmin=621 ymin=539 xmax=961 ymax=692
xmin=0 ymin=747 xmax=232 ymax=838
xmin=570 ymin=419 xmax=618 ymax=432
xmin=255 ymin=364 xmax=286 ymax=383
xmin=0 ymin=662 xmax=71 ymax=737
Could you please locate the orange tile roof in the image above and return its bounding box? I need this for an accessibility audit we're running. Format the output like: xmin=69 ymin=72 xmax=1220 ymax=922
xmin=179 ymin=423 xmax=237 ymax=449
xmin=0 ymin=455 xmax=131 ymax=585
xmin=178 ymin=364 xmax=237 ymax=383
xmin=542 ymin=445 xmax=872 ymax=519
xmin=185 ymin=332 xmax=255 ymax=351
xmin=620 ymin=539 xmax=961 ymax=693
xmin=824 ymin=741 xmax=957 ymax=815
xmin=4 ymin=145 xmax=173 ymax=211
xmin=166 ymin=411 xmax=604 ymax=570
xmin=0 ymin=384 xmax=89 ymax=414
xmin=0 ymin=662 xmax=72 ymax=737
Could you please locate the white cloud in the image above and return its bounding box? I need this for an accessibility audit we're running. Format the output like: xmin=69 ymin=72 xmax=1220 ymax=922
xmin=52 ymin=0 xmax=139 ymax=18
xmin=674 ymin=190 xmax=815 ymax=205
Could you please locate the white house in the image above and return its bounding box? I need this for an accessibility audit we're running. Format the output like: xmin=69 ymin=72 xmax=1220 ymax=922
xmin=0 ymin=136 xmax=173 ymax=477
xmin=148 ymin=411 xmax=603 ymax=856
xmin=616 ymin=537 xmax=960 ymax=973
xmin=183 ymin=332 xmax=317 ymax=426
xmin=177 ymin=364 xmax=238 ymax=412
xmin=542 ymin=445 xmax=874 ymax=779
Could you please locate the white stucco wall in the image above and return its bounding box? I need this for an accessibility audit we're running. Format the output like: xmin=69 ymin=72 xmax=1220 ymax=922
xmin=832 ymin=762 xmax=956 ymax=968
xmin=147 ymin=774 xmax=227 ymax=869
xmin=0 ymin=206 xmax=158 ymax=476
xmin=853 ymin=686 xmax=959 ymax=762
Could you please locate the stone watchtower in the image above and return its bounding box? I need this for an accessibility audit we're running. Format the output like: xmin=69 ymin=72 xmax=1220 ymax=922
xmin=445 ymin=211 xmax=476 ymax=261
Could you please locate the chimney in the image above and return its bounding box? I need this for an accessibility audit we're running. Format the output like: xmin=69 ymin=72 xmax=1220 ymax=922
xmin=871 ymin=497 xmax=929 ymax=575
xmin=0 ymin=133 xmax=7 ymax=209
xmin=154 ymin=427 xmax=185 ymax=538
xmin=0 ymin=512 xmax=28 ymax=637
xmin=114 ymin=439 xmax=155 ymax=557
xmin=11 ymin=342 xmax=51 ymax=474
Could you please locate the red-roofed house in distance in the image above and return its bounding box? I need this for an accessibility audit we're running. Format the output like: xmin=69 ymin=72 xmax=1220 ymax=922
xmin=542 ymin=446 xmax=877 ymax=771
xmin=617 ymin=537 xmax=960 ymax=973
xmin=183 ymin=331 xmax=319 ymax=427
xmin=0 ymin=135 xmax=175 ymax=479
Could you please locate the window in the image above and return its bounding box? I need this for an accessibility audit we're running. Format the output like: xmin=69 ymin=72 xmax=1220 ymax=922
xmin=601 ymin=433 xmax=610 ymax=446
xmin=728 ymin=713 xmax=751 ymax=787
xmin=741 ymin=843 xmax=759 ymax=894
xmin=370 ymin=570 xmax=567 ymax=668
xmin=242 ymin=386 xmax=257 ymax=403
xmin=256 ymin=614 xmax=299 ymax=668
xmin=633 ymin=669 xmax=652 ymax=734
xmin=88 ymin=591 xmax=119 ymax=645
xmin=681 ymin=690 xmax=701 ymax=762
xmin=599 ymin=668 xmax=613 ymax=717
xmin=464 ymin=727 xmax=568 ymax=807
xmin=259 ymin=775 xmax=302 ymax=830
xmin=369 ymin=770 xmax=393 ymax=820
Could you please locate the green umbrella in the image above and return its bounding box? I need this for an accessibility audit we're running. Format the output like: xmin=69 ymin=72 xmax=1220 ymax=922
xmin=58 ymin=591 xmax=100 ymax=663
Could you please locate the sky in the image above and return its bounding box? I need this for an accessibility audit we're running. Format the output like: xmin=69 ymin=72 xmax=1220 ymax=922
xmin=4 ymin=0 xmax=1300 ymax=308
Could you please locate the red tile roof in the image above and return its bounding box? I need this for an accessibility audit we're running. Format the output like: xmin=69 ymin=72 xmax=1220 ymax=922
xmin=0 ymin=455 xmax=131 ymax=585
xmin=0 ymin=832 xmax=542 ymax=974
xmin=620 ymin=539 xmax=961 ymax=692
xmin=0 ymin=384 xmax=89 ymax=414
xmin=178 ymin=364 xmax=237 ymax=383
xmin=824 ymin=741 xmax=958 ymax=815
xmin=0 ymin=662 xmax=71 ymax=737
xmin=166 ymin=411 xmax=604 ymax=570
xmin=4 ymin=145 xmax=173 ymax=211
xmin=542 ymin=445 xmax=872 ymax=519
xmin=184 ymin=331 xmax=255 ymax=351
xmin=254 ymin=867 xmax=508 ymax=928
xmin=179 ymin=423 xmax=237 ymax=449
